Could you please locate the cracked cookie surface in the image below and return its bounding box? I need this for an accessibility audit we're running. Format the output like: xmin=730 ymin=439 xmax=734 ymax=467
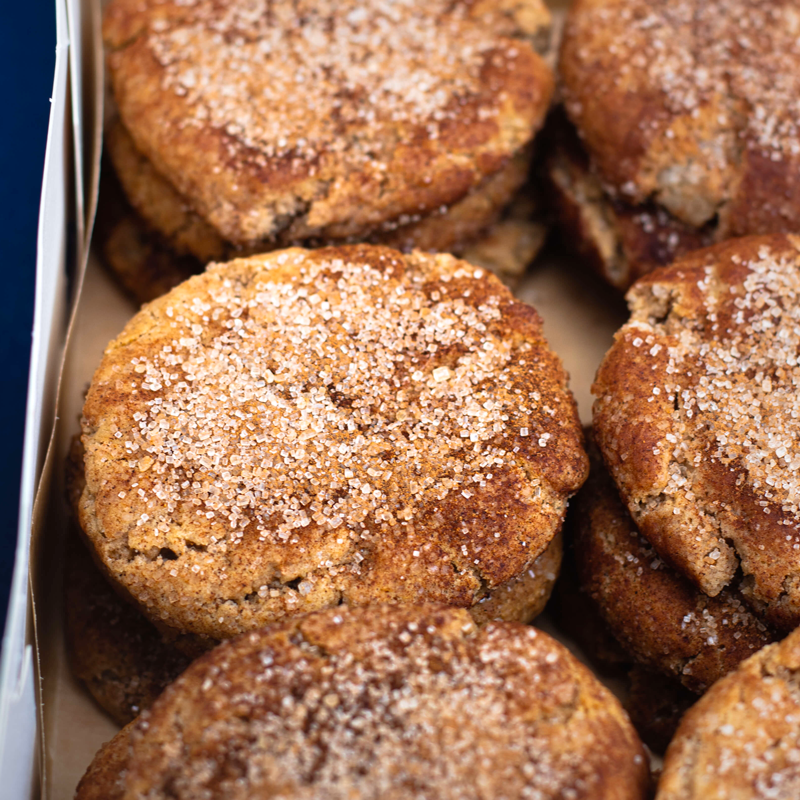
xmin=573 ymin=436 xmax=775 ymax=694
xmin=560 ymin=0 xmax=800 ymax=240
xmin=79 ymin=245 xmax=586 ymax=641
xmin=594 ymin=234 xmax=800 ymax=631
xmin=102 ymin=605 xmax=649 ymax=800
xmin=103 ymin=0 xmax=553 ymax=248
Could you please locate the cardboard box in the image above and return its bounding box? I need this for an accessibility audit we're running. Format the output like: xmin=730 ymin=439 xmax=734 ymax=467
xmin=1 ymin=0 xmax=629 ymax=795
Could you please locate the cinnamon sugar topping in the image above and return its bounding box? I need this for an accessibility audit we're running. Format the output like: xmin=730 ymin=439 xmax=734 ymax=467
xmin=80 ymin=247 xmax=585 ymax=640
xmin=121 ymin=253 xmax=543 ymax=545
xmin=645 ymin=246 xmax=800 ymax=517
xmin=145 ymin=0 xmax=513 ymax=163
xmin=569 ymin=1 xmax=800 ymax=162
xmin=118 ymin=608 xmax=649 ymax=800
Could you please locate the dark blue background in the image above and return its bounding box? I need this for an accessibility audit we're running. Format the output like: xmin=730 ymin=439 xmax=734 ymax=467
xmin=1 ymin=3 xmax=56 ymax=624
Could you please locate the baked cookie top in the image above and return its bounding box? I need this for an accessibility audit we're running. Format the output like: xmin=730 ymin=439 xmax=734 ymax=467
xmin=573 ymin=437 xmax=774 ymax=694
xmin=594 ymin=234 xmax=800 ymax=630
xmin=103 ymin=0 xmax=553 ymax=247
xmin=80 ymin=245 xmax=586 ymax=641
xmin=561 ymin=0 xmax=800 ymax=236
xmin=658 ymin=626 xmax=800 ymax=800
xmin=117 ymin=605 xmax=649 ymax=800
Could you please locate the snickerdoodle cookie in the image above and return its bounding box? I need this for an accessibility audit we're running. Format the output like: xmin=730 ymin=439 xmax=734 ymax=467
xmin=559 ymin=0 xmax=800 ymax=284
xmin=76 ymin=605 xmax=649 ymax=800
xmin=103 ymin=0 xmax=553 ymax=250
xmin=594 ymin=234 xmax=800 ymax=631
xmin=658 ymin=626 xmax=800 ymax=800
xmin=78 ymin=245 xmax=586 ymax=643
xmin=573 ymin=437 xmax=775 ymax=693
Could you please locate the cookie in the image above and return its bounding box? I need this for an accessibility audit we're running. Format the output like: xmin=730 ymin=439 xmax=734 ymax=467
xmin=561 ymin=0 xmax=800 ymax=237
xmin=658 ymin=626 xmax=800 ymax=800
xmin=85 ymin=605 xmax=649 ymax=800
xmin=103 ymin=0 xmax=553 ymax=250
xmin=557 ymin=0 xmax=800 ymax=287
xmin=78 ymin=245 xmax=587 ymax=643
xmin=544 ymin=114 xmax=712 ymax=291
xmin=594 ymin=234 xmax=800 ymax=630
xmin=573 ymin=436 xmax=775 ymax=693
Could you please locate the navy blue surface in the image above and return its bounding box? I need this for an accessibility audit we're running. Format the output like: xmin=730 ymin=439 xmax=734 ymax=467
xmin=0 ymin=3 xmax=56 ymax=623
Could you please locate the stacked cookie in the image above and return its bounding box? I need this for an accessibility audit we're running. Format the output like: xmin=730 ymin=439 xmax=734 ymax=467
xmin=549 ymin=0 xmax=800 ymax=290
xmin=65 ymin=238 xmax=641 ymax=796
xmin=68 ymin=244 xmax=588 ymax=722
xmin=569 ymin=235 xmax=800 ymax=759
xmin=99 ymin=0 xmax=558 ymax=301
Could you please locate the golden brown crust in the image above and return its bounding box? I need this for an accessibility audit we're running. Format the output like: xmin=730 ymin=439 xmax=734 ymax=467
xmin=560 ymin=0 xmax=800 ymax=238
xmin=104 ymin=0 xmax=553 ymax=248
xmin=113 ymin=605 xmax=649 ymax=800
xmin=544 ymin=114 xmax=713 ymax=291
xmin=74 ymin=723 xmax=133 ymax=800
xmin=658 ymin=627 xmax=800 ymax=800
xmin=79 ymin=245 xmax=587 ymax=641
xmin=593 ymin=234 xmax=800 ymax=630
xmin=573 ymin=437 xmax=775 ymax=693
